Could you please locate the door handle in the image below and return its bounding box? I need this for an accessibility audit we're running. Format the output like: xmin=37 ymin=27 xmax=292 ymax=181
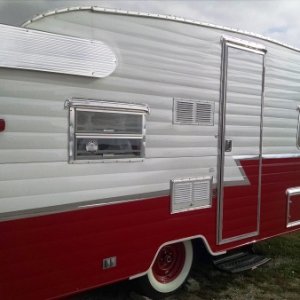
xmin=225 ymin=139 xmax=232 ymax=152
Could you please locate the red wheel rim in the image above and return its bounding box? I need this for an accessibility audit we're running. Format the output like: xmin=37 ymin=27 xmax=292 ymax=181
xmin=152 ymin=242 xmax=186 ymax=283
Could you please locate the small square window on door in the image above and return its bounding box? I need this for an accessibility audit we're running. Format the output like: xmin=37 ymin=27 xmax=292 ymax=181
xmin=65 ymin=98 xmax=149 ymax=163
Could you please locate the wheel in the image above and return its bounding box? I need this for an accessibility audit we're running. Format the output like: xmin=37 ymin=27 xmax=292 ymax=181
xmin=135 ymin=240 xmax=193 ymax=298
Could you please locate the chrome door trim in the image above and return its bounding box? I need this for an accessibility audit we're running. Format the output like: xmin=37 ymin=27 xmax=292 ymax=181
xmin=217 ymin=35 xmax=267 ymax=245
xmin=297 ymin=105 xmax=300 ymax=150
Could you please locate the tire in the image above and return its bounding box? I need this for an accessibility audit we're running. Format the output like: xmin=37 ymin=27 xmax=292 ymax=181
xmin=136 ymin=240 xmax=193 ymax=298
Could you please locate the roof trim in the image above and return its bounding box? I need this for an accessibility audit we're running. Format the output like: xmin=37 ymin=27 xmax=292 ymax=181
xmin=21 ymin=6 xmax=300 ymax=53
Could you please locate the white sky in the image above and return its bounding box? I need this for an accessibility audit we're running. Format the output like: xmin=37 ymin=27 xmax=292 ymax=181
xmin=0 ymin=0 xmax=299 ymax=48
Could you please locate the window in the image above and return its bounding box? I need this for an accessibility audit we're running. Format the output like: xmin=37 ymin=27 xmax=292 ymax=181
xmin=297 ymin=105 xmax=300 ymax=149
xmin=66 ymin=99 xmax=149 ymax=162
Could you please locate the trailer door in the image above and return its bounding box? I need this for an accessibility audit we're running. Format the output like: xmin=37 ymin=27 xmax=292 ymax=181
xmin=217 ymin=36 xmax=266 ymax=244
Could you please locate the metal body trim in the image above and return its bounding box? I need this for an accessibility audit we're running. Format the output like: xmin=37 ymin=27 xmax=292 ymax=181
xmin=129 ymin=234 xmax=227 ymax=281
xmin=217 ymin=35 xmax=266 ymax=245
xmin=297 ymin=105 xmax=300 ymax=150
xmin=65 ymin=98 xmax=150 ymax=114
xmin=21 ymin=6 xmax=300 ymax=53
xmin=262 ymin=153 xmax=300 ymax=159
xmin=286 ymin=187 xmax=300 ymax=228
xmin=0 ymin=190 xmax=169 ymax=222
xmin=218 ymin=231 xmax=259 ymax=245
xmin=287 ymin=221 xmax=300 ymax=228
xmin=222 ymin=35 xmax=266 ymax=53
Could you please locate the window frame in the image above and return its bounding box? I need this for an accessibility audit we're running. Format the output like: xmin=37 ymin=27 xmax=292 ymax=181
xmin=65 ymin=98 xmax=149 ymax=163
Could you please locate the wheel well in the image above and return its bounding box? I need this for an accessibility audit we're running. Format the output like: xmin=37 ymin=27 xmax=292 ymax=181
xmin=130 ymin=235 xmax=225 ymax=280
xmin=191 ymin=238 xmax=215 ymax=266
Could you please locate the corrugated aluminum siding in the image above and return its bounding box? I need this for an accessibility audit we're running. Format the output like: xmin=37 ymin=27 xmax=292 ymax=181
xmin=0 ymin=10 xmax=299 ymax=215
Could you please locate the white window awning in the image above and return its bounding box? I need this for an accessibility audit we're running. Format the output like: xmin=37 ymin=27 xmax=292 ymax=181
xmin=0 ymin=24 xmax=117 ymax=78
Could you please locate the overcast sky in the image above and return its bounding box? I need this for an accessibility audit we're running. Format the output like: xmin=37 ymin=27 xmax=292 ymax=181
xmin=0 ymin=0 xmax=299 ymax=48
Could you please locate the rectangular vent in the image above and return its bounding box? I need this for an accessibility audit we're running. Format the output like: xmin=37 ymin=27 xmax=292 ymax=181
xmin=171 ymin=176 xmax=212 ymax=213
xmin=173 ymin=98 xmax=214 ymax=126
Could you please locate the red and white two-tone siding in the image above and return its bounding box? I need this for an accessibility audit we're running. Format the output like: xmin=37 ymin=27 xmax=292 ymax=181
xmin=1 ymin=157 xmax=300 ymax=299
xmin=1 ymin=6 xmax=300 ymax=300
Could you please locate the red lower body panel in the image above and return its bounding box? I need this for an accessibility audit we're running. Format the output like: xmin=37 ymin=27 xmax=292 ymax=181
xmin=0 ymin=158 xmax=300 ymax=299
xmin=222 ymin=159 xmax=260 ymax=239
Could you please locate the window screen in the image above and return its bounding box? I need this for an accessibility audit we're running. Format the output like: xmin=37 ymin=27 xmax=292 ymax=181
xmin=66 ymin=99 xmax=149 ymax=162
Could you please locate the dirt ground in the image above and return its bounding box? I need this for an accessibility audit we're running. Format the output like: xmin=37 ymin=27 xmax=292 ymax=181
xmin=68 ymin=232 xmax=300 ymax=300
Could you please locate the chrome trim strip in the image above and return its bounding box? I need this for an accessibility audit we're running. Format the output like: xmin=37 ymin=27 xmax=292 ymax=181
xmin=286 ymin=187 xmax=300 ymax=196
xmin=171 ymin=175 xmax=212 ymax=183
xmin=233 ymin=155 xmax=259 ymax=160
xmin=262 ymin=153 xmax=300 ymax=159
xmin=130 ymin=234 xmax=227 ymax=279
xmin=66 ymin=158 xmax=145 ymax=164
xmin=148 ymin=235 xmax=226 ymax=268
xmin=218 ymin=231 xmax=259 ymax=245
xmin=225 ymin=44 xmax=265 ymax=55
xmin=216 ymin=35 xmax=228 ymax=244
xmin=286 ymin=187 xmax=300 ymax=228
xmin=68 ymin=106 xmax=75 ymax=162
xmin=222 ymin=35 xmax=266 ymax=53
xmin=287 ymin=221 xmax=300 ymax=228
xmin=0 ymin=190 xmax=169 ymax=222
xmin=22 ymin=6 xmax=300 ymax=53
xmin=76 ymin=134 xmax=142 ymax=139
xmin=65 ymin=98 xmax=150 ymax=114
xmin=217 ymin=35 xmax=266 ymax=245
xmin=297 ymin=105 xmax=300 ymax=150
xmin=257 ymin=54 xmax=266 ymax=238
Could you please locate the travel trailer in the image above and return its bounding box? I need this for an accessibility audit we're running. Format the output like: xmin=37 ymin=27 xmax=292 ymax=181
xmin=0 ymin=6 xmax=300 ymax=299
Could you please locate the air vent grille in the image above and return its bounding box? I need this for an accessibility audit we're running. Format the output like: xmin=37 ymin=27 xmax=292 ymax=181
xmin=171 ymin=176 xmax=212 ymax=213
xmin=173 ymin=98 xmax=214 ymax=126
xmin=173 ymin=182 xmax=193 ymax=204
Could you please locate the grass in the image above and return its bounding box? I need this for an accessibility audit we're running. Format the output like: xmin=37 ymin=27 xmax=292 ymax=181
xmin=170 ymin=232 xmax=300 ymax=300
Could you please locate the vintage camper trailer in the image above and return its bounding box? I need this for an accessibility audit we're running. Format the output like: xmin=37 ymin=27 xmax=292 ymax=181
xmin=0 ymin=6 xmax=300 ymax=299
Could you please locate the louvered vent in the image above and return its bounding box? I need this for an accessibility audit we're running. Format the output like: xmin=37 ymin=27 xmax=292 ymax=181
xmin=173 ymin=98 xmax=214 ymax=125
xmin=171 ymin=176 xmax=212 ymax=213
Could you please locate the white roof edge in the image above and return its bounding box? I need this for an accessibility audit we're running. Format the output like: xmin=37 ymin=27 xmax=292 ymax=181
xmin=21 ymin=6 xmax=300 ymax=53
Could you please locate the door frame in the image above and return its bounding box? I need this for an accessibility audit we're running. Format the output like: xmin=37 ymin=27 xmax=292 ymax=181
xmin=217 ymin=35 xmax=267 ymax=245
